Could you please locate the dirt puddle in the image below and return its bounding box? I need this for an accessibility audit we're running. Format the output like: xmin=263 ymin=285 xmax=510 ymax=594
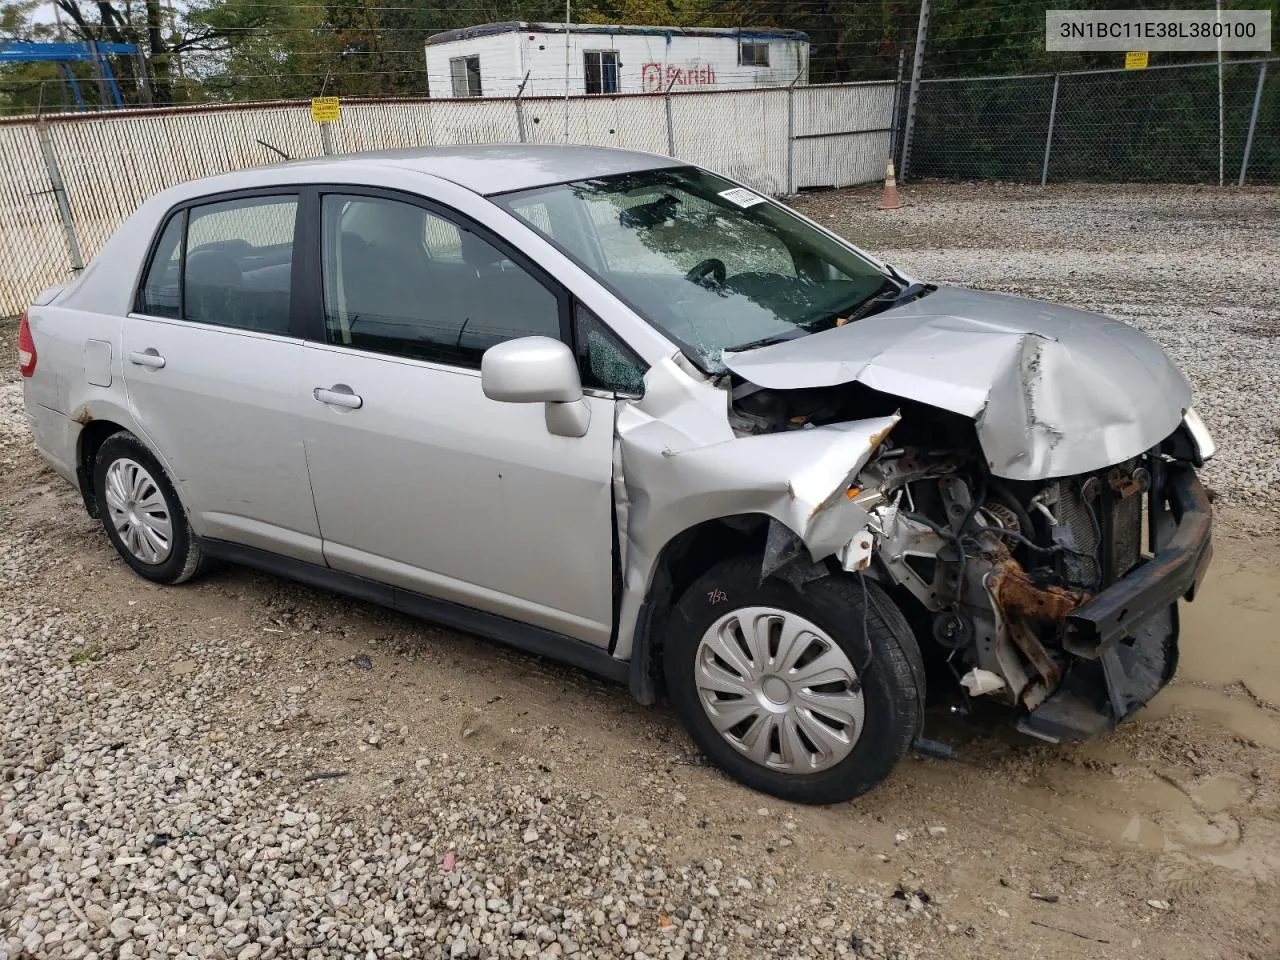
xmin=1178 ymin=554 xmax=1280 ymax=704
xmin=1004 ymin=538 xmax=1280 ymax=887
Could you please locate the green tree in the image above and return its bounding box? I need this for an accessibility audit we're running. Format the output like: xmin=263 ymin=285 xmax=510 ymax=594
xmin=183 ymin=0 xmax=324 ymax=102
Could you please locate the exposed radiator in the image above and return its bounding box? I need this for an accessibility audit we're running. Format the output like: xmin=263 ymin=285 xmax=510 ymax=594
xmin=1056 ymin=478 xmax=1101 ymax=586
xmin=1053 ymin=466 xmax=1145 ymax=587
xmin=1110 ymin=488 xmax=1144 ymax=578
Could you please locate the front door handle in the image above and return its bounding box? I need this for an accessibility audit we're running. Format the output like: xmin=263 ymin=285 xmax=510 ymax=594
xmin=313 ymin=385 xmax=363 ymax=409
xmin=128 ymin=349 xmax=166 ymax=369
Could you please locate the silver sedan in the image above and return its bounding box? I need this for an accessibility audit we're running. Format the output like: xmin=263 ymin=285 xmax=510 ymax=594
xmin=19 ymin=145 xmax=1215 ymax=803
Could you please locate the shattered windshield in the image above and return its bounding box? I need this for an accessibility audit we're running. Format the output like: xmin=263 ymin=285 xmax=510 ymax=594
xmin=493 ymin=167 xmax=891 ymax=373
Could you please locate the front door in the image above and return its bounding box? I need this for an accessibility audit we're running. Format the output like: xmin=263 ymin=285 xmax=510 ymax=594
xmin=123 ymin=192 xmax=322 ymax=563
xmin=298 ymin=190 xmax=616 ymax=646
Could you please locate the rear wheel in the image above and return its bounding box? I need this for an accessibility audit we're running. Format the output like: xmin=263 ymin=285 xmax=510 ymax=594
xmin=664 ymin=556 xmax=924 ymax=804
xmin=93 ymin=431 xmax=205 ymax=585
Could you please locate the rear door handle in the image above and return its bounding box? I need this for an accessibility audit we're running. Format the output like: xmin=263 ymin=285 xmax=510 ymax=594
xmin=313 ymin=385 xmax=363 ymax=409
xmin=128 ymin=349 xmax=166 ymax=369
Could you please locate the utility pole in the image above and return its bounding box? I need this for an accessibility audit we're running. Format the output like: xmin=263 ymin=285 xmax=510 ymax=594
xmin=900 ymin=0 xmax=930 ymax=180
xmin=564 ymin=0 xmax=571 ymax=143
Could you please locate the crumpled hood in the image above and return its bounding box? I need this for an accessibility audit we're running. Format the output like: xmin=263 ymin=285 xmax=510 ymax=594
xmin=723 ymin=286 xmax=1192 ymax=480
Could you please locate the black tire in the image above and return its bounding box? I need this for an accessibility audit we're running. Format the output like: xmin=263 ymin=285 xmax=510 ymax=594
xmin=93 ymin=431 xmax=206 ymax=585
xmin=664 ymin=556 xmax=924 ymax=804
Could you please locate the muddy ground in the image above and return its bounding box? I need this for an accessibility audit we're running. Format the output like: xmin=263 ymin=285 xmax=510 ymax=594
xmin=2 ymin=183 xmax=1278 ymax=960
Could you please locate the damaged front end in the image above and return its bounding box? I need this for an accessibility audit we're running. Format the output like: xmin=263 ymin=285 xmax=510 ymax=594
xmin=857 ymin=436 xmax=1212 ymax=741
xmin=704 ymin=284 xmax=1216 ymax=739
xmin=615 ymin=283 xmax=1213 ymax=742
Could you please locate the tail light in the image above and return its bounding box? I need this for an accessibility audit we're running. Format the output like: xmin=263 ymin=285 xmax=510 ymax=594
xmin=17 ymin=311 xmax=36 ymax=378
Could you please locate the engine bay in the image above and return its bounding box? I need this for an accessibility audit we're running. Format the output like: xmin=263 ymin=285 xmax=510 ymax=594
xmin=728 ymin=377 xmax=1183 ymax=730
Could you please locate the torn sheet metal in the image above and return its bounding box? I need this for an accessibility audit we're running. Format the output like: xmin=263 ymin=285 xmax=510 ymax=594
xmin=722 ymin=286 xmax=1191 ymax=481
xmin=838 ymin=527 xmax=875 ymax=574
xmin=611 ymin=357 xmax=898 ymax=660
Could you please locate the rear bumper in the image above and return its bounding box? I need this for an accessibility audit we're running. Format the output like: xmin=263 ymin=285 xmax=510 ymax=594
xmin=1064 ymin=463 xmax=1212 ymax=658
xmin=22 ymin=392 xmax=80 ymax=488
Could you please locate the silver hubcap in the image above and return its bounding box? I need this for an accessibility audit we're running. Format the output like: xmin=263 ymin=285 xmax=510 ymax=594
xmin=104 ymin=458 xmax=173 ymax=565
xmin=694 ymin=606 xmax=864 ymax=774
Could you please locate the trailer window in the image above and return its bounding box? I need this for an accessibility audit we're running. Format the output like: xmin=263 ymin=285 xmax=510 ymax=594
xmin=739 ymin=41 xmax=770 ymax=67
xmin=584 ymin=51 xmax=620 ymax=95
xmin=450 ymin=56 xmax=482 ymax=97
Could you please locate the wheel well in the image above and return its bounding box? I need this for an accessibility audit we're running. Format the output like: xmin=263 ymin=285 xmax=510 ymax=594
xmin=630 ymin=513 xmax=770 ymax=703
xmin=659 ymin=515 xmax=769 ymax=605
xmin=75 ymin=419 xmax=126 ymax=517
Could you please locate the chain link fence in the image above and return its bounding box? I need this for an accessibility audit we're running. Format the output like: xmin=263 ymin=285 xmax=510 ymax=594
xmin=900 ymin=58 xmax=1277 ymax=185
xmin=0 ymin=84 xmax=894 ymax=318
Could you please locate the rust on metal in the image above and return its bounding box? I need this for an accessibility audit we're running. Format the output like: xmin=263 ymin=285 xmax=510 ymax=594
xmin=1108 ymin=465 xmax=1148 ymax=500
xmin=990 ymin=556 xmax=1092 ymax=699
xmin=992 ymin=557 xmax=1090 ymax=623
xmin=71 ymin=407 xmax=93 ymax=425
xmin=869 ymin=417 xmax=899 ymax=451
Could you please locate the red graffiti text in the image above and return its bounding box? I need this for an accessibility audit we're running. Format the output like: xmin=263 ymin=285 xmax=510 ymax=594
xmin=641 ymin=62 xmax=717 ymax=93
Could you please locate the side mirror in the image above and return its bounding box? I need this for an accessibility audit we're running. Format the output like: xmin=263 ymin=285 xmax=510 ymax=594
xmin=481 ymin=337 xmax=591 ymax=438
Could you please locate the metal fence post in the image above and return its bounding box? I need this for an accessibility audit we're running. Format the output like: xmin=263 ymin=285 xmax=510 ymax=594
xmin=36 ymin=120 xmax=85 ymax=274
xmin=664 ymin=75 xmax=677 ymax=157
xmin=1238 ymin=61 xmax=1267 ymax=187
xmin=888 ymin=50 xmax=906 ymax=164
xmin=900 ymin=0 xmax=931 ymax=179
xmin=1040 ymin=74 xmax=1061 ymax=186
xmin=786 ymin=75 xmax=800 ymax=195
xmin=319 ymin=121 xmax=334 ymax=155
xmin=515 ymin=71 xmax=531 ymax=143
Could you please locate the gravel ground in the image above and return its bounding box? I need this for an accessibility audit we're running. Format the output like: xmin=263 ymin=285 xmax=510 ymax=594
xmin=3 ymin=183 xmax=1280 ymax=960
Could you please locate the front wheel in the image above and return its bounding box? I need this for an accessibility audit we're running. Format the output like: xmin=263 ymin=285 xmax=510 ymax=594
xmin=664 ymin=556 xmax=924 ymax=804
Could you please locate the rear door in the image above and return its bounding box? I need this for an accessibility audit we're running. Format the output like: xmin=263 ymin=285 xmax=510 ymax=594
xmin=122 ymin=191 xmax=322 ymax=563
xmin=296 ymin=188 xmax=618 ymax=646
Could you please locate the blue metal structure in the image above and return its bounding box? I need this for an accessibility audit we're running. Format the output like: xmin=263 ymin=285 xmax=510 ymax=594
xmin=0 ymin=40 xmax=141 ymax=110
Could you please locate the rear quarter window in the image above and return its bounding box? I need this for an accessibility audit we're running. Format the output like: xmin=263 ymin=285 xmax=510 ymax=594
xmin=136 ymin=212 xmax=184 ymax=318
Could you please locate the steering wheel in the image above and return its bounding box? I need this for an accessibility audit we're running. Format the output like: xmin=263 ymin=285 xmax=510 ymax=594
xmin=686 ymin=257 xmax=727 ymax=289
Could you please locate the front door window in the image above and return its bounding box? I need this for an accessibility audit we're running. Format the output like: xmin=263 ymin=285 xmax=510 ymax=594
xmin=320 ymin=194 xmax=561 ymax=367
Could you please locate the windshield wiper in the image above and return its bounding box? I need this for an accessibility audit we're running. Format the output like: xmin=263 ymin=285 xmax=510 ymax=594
xmin=887 ymin=281 xmax=933 ymax=306
xmin=725 ymin=331 xmax=806 ymax=353
xmin=805 ymin=279 xmax=936 ymax=334
xmin=883 ymin=261 xmax=910 ymax=285
xmin=726 ymin=281 xmax=934 ymax=355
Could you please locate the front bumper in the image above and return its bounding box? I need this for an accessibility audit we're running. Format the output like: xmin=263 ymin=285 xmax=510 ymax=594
xmin=1064 ymin=463 xmax=1212 ymax=658
xmin=1017 ymin=463 xmax=1211 ymax=743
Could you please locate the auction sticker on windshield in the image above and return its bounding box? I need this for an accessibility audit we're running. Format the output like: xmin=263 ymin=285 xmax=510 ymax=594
xmin=719 ymin=187 xmax=765 ymax=208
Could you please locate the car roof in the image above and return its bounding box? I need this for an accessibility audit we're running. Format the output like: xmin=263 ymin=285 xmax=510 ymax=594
xmin=277 ymin=144 xmax=684 ymax=196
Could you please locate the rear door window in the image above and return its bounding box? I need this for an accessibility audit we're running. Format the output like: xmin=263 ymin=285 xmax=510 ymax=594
xmin=181 ymin=195 xmax=298 ymax=334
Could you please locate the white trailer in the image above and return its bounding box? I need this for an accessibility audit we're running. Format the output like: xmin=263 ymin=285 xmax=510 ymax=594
xmin=424 ymin=22 xmax=809 ymax=99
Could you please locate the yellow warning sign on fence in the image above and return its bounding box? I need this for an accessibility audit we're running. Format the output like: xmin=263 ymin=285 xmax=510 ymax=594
xmin=1125 ymin=51 xmax=1149 ymax=70
xmin=310 ymin=97 xmax=340 ymax=122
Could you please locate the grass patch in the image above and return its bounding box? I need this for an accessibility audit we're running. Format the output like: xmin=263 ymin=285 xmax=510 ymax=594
xmin=67 ymin=645 xmax=103 ymax=665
